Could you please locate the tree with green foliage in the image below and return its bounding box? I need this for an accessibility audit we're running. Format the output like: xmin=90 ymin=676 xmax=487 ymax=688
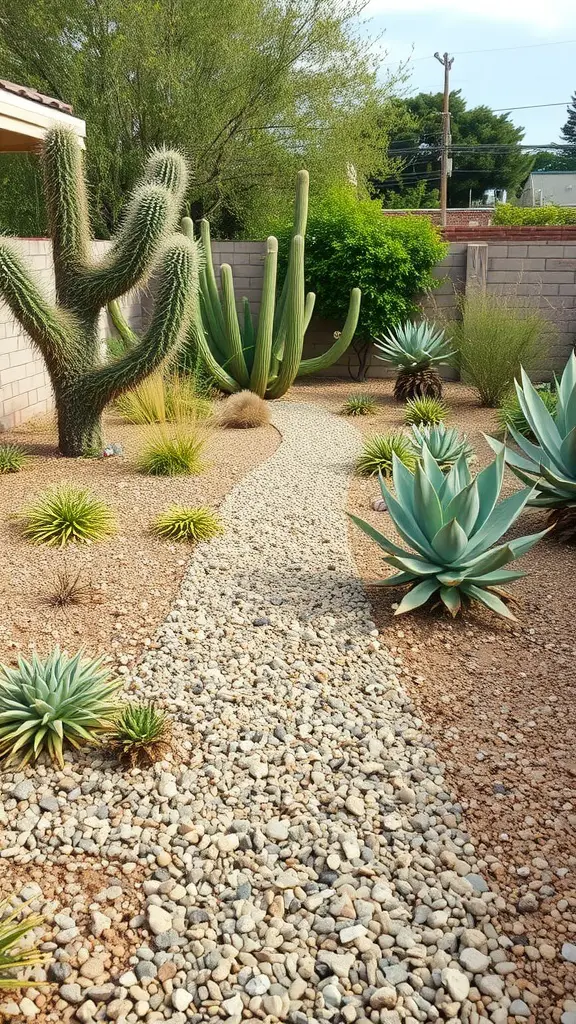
xmin=376 ymin=91 xmax=534 ymax=207
xmin=531 ymin=149 xmax=576 ymax=173
xmin=562 ymin=92 xmax=576 ymax=152
xmin=0 ymin=0 xmax=400 ymax=238
xmin=0 ymin=127 xmax=199 ymax=456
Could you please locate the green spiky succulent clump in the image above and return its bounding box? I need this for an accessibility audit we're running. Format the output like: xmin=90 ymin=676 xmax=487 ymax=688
xmin=405 ymin=396 xmax=448 ymax=426
xmin=350 ymin=447 xmax=548 ymax=618
xmin=375 ymin=320 xmax=455 ymax=401
xmin=0 ymin=901 xmax=48 ymax=990
xmin=356 ymin=433 xmax=417 ymax=477
xmin=497 ymin=385 xmax=557 ymax=440
xmin=152 ymin=506 xmax=223 ymax=542
xmin=20 ymin=485 xmax=115 ymax=546
xmin=112 ymin=702 xmax=172 ymax=766
xmin=342 ymin=394 xmax=378 ymax=417
xmin=184 ymin=171 xmax=361 ymax=399
xmin=0 ymin=443 xmax=29 ymax=474
xmin=411 ymin=423 xmax=473 ymax=471
xmin=138 ymin=430 xmax=206 ymax=476
xmin=0 ymin=648 xmax=121 ymax=767
xmin=487 ymin=354 xmax=576 ymax=539
xmin=0 ymin=126 xmax=200 ymax=457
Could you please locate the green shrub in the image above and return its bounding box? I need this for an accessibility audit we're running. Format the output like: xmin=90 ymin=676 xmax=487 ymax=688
xmin=138 ymin=429 xmax=206 ymax=476
xmin=152 ymin=505 xmax=223 ymax=542
xmin=0 ymin=443 xmax=28 ymax=474
xmin=0 ymin=901 xmax=47 ymax=989
xmin=19 ymin=485 xmax=115 ymax=547
xmin=404 ymin=396 xmax=447 ymax=426
xmin=341 ymin=394 xmax=378 ymax=416
xmin=451 ymin=292 xmax=552 ymax=406
xmin=112 ymin=701 xmax=171 ymax=767
xmin=493 ymin=204 xmax=576 ymax=226
xmin=497 ymin=385 xmax=557 ymax=439
xmin=356 ymin=433 xmax=416 ymax=477
xmin=0 ymin=647 xmax=120 ymax=767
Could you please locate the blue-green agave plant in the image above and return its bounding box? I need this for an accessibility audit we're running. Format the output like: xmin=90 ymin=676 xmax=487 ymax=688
xmin=375 ymin=320 xmax=455 ymax=401
xmin=349 ymin=446 xmax=549 ymax=619
xmin=487 ymin=355 xmax=576 ymax=534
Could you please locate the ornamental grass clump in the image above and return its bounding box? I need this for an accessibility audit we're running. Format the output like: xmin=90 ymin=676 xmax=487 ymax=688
xmin=341 ymin=393 xmax=378 ymax=417
xmin=116 ymin=372 xmax=212 ymax=425
xmin=152 ymin=506 xmax=223 ymax=543
xmin=112 ymin=702 xmax=172 ymax=767
xmin=0 ymin=901 xmax=48 ymax=990
xmin=375 ymin=320 xmax=454 ymax=401
xmin=19 ymin=485 xmax=115 ymax=546
xmin=215 ymin=390 xmax=270 ymax=428
xmin=497 ymin=385 xmax=557 ymax=440
xmin=138 ymin=428 xmax=207 ymax=476
xmin=0 ymin=648 xmax=121 ymax=767
xmin=356 ymin=433 xmax=416 ymax=477
xmin=350 ymin=446 xmax=548 ymax=618
xmin=404 ymin=396 xmax=448 ymax=426
xmin=0 ymin=443 xmax=28 ymax=474
xmin=411 ymin=423 xmax=473 ymax=471
xmin=487 ymin=353 xmax=576 ymax=539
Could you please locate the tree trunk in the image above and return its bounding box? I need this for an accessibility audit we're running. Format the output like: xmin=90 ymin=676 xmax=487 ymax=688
xmin=57 ymin=397 xmax=103 ymax=458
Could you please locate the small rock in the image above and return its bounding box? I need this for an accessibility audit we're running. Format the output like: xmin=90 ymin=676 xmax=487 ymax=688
xmin=369 ymin=985 xmax=397 ymax=1010
xmin=245 ymin=974 xmax=270 ymax=996
xmin=171 ymin=989 xmax=193 ymax=1012
xmin=345 ymin=795 xmax=364 ymax=817
xmin=562 ymin=943 xmax=576 ymax=964
xmin=509 ymin=999 xmax=530 ymax=1017
xmin=459 ymin=948 xmax=491 ymax=973
xmin=517 ymin=892 xmax=538 ymax=913
xmin=442 ymin=967 xmax=470 ymax=1003
xmin=147 ymin=905 xmax=172 ymax=935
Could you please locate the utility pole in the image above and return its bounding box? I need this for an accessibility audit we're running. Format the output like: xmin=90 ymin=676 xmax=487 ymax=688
xmin=434 ymin=51 xmax=454 ymax=228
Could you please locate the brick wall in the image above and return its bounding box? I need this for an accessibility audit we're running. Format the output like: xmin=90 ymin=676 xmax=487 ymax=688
xmin=444 ymin=226 xmax=576 ymax=242
xmin=384 ymin=208 xmax=493 ymax=227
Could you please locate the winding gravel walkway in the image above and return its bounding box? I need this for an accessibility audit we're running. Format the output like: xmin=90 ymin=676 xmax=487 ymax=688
xmin=1 ymin=403 xmax=516 ymax=1024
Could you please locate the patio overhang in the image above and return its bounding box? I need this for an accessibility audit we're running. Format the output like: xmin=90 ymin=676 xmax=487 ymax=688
xmin=0 ymin=79 xmax=85 ymax=153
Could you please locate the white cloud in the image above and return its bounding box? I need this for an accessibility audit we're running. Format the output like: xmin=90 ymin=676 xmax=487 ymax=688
xmin=364 ymin=0 xmax=576 ymax=30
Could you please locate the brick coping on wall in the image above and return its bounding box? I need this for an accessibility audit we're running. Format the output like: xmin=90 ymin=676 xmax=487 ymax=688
xmin=443 ymin=226 xmax=576 ymax=242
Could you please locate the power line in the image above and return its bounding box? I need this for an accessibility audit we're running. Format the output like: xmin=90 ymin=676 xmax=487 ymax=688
xmin=492 ymin=101 xmax=570 ymax=112
xmin=381 ymin=38 xmax=576 ymax=68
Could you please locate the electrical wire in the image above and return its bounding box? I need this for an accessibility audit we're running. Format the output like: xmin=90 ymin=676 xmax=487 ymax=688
xmin=381 ymin=38 xmax=576 ymax=68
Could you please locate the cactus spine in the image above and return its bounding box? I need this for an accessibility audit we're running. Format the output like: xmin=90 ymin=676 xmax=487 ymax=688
xmin=186 ymin=170 xmax=361 ymax=399
xmin=0 ymin=127 xmax=199 ymax=456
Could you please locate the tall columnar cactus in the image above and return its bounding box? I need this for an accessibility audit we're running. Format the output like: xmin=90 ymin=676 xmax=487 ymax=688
xmin=183 ymin=170 xmax=361 ymax=399
xmin=0 ymin=127 xmax=199 ymax=456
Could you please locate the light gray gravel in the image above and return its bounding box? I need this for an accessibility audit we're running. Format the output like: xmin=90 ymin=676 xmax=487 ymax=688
xmin=0 ymin=403 xmax=516 ymax=1023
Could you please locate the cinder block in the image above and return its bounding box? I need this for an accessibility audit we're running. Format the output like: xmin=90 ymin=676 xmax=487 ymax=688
xmin=527 ymin=245 xmax=567 ymax=258
xmin=486 ymin=271 xmax=523 ymax=284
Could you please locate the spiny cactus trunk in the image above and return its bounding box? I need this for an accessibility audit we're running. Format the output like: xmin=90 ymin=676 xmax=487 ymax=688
xmin=57 ymin=396 xmax=103 ymax=457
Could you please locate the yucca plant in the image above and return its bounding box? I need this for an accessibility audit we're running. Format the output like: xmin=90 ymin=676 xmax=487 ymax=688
xmin=19 ymin=485 xmax=115 ymax=547
xmin=0 ymin=901 xmax=47 ymax=990
xmin=356 ymin=433 xmax=417 ymax=477
xmin=375 ymin=320 xmax=455 ymax=401
xmin=112 ymin=702 xmax=172 ymax=767
xmin=152 ymin=505 xmax=223 ymax=543
xmin=350 ymin=447 xmax=548 ymax=618
xmin=497 ymin=385 xmax=557 ymax=440
xmin=405 ymin=396 xmax=448 ymax=426
xmin=341 ymin=394 xmax=378 ymax=417
xmin=0 ymin=443 xmax=29 ymax=474
xmin=138 ymin=429 xmax=207 ymax=476
xmin=487 ymin=354 xmax=576 ymax=539
xmin=0 ymin=648 xmax=121 ymax=767
xmin=411 ymin=423 xmax=473 ymax=471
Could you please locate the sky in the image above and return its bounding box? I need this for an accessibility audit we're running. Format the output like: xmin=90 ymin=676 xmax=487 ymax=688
xmin=364 ymin=0 xmax=576 ymax=145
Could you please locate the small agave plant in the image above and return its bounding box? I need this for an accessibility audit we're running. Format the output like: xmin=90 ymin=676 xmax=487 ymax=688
xmin=411 ymin=423 xmax=473 ymax=471
xmin=487 ymin=355 xmax=576 ymax=539
xmin=350 ymin=447 xmax=548 ymax=618
xmin=0 ymin=648 xmax=121 ymax=768
xmin=374 ymin=320 xmax=455 ymax=402
xmin=0 ymin=900 xmax=47 ymax=990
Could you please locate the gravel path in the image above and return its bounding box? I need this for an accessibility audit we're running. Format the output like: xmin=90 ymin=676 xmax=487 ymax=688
xmin=1 ymin=403 xmax=523 ymax=1024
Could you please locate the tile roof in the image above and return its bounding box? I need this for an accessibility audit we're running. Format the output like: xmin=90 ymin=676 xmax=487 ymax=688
xmin=0 ymin=79 xmax=73 ymax=115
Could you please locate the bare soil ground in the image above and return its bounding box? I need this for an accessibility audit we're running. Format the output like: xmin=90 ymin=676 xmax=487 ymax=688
xmin=289 ymin=378 xmax=576 ymax=1023
xmin=0 ymin=411 xmax=279 ymax=670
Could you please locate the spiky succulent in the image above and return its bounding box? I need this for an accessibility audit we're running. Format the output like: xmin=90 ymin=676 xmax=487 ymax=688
xmin=356 ymin=433 xmax=416 ymax=477
xmin=0 ymin=648 xmax=121 ymax=767
xmin=411 ymin=423 xmax=473 ymax=471
xmin=487 ymin=355 xmax=576 ymax=539
xmin=0 ymin=443 xmax=29 ymax=474
xmin=19 ymin=485 xmax=115 ymax=546
xmin=152 ymin=506 xmax=223 ymax=542
xmin=405 ymin=396 xmax=448 ymax=426
xmin=341 ymin=394 xmax=378 ymax=417
xmin=138 ymin=430 xmax=206 ymax=476
xmin=496 ymin=385 xmax=557 ymax=440
xmin=350 ymin=447 xmax=548 ymax=618
xmin=0 ymin=901 xmax=48 ymax=990
xmin=375 ymin=320 xmax=455 ymax=401
xmin=112 ymin=702 xmax=172 ymax=767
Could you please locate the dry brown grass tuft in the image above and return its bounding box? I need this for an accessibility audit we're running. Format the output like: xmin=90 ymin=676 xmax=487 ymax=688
xmin=216 ymin=390 xmax=271 ymax=429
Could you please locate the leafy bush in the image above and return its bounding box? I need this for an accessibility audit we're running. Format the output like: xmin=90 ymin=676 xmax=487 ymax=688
xmin=138 ymin=429 xmax=207 ymax=476
xmin=112 ymin=702 xmax=171 ymax=767
xmin=0 ymin=648 xmax=120 ymax=767
xmin=216 ymin=391 xmax=271 ymax=428
xmin=152 ymin=506 xmax=223 ymax=543
xmin=497 ymin=385 xmax=557 ymax=439
xmin=356 ymin=433 xmax=416 ymax=477
xmin=20 ymin=485 xmax=115 ymax=547
xmin=274 ymin=186 xmax=447 ymax=347
xmin=116 ymin=372 xmax=212 ymax=424
xmin=493 ymin=204 xmax=576 ymax=226
xmin=0 ymin=901 xmax=47 ymax=989
xmin=0 ymin=443 xmax=28 ymax=474
xmin=342 ymin=393 xmax=378 ymax=416
xmin=451 ymin=293 xmax=551 ymax=406
xmin=350 ymin=447 xmax=547 ymax=618
xmin=405 ymin=396 xmax=448 ymax=425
